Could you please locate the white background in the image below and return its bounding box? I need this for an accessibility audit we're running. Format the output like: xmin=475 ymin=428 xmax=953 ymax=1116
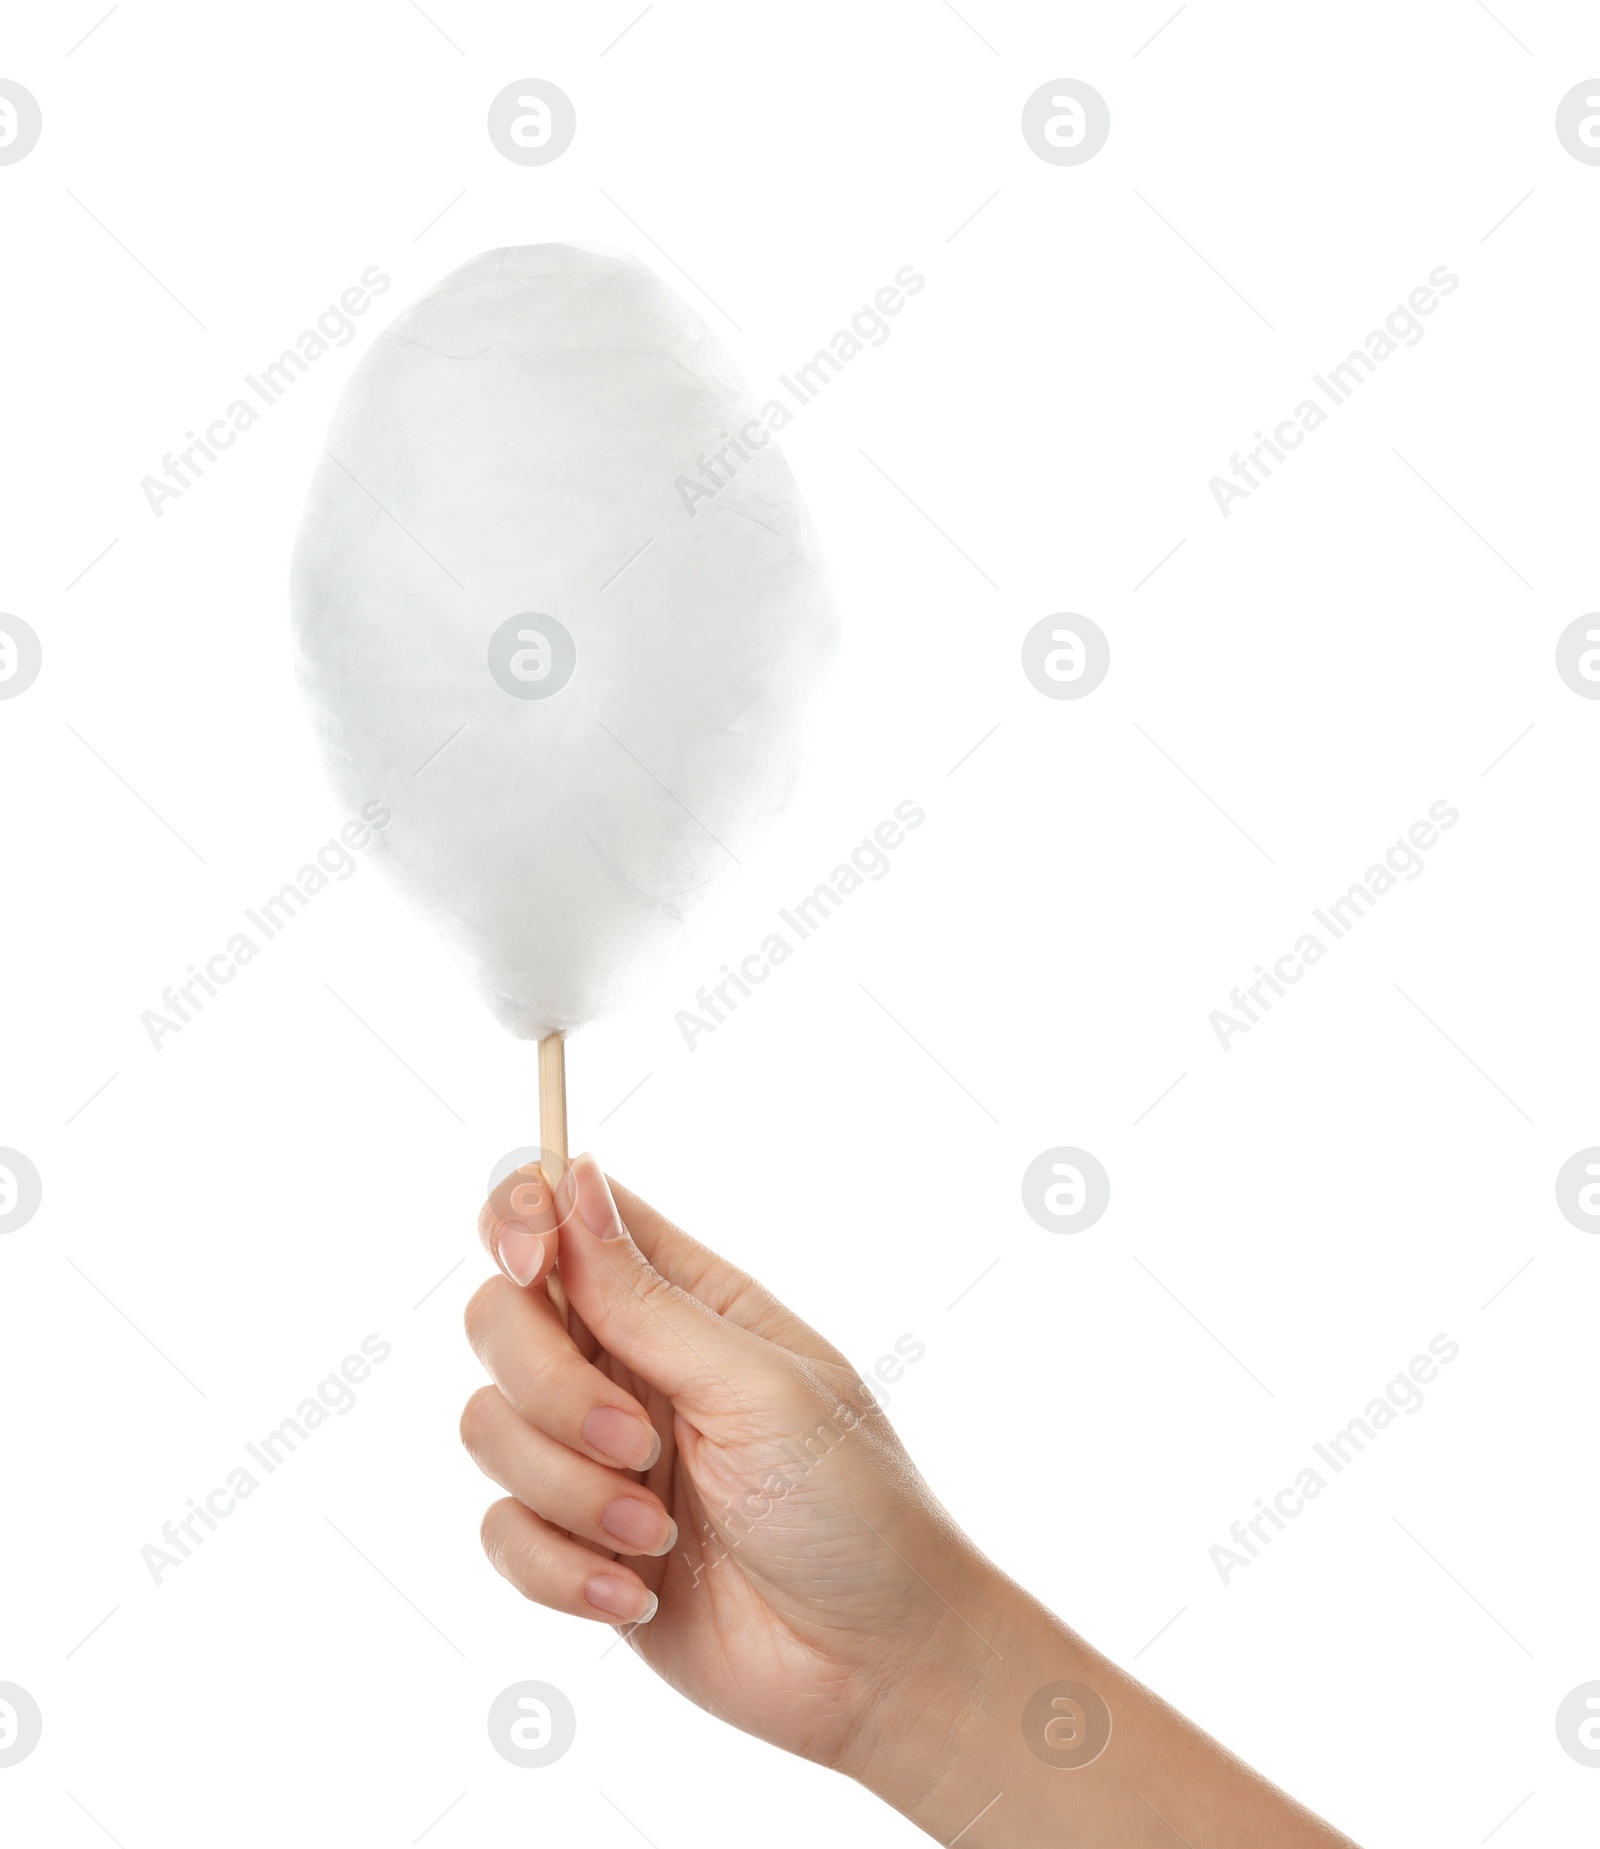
xmin=2 ymin=3 xmax=1597 ymax=1844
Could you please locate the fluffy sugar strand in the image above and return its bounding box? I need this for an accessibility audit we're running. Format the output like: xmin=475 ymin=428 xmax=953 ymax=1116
xmin=292 ymin=245 xmax=837 ymax=1038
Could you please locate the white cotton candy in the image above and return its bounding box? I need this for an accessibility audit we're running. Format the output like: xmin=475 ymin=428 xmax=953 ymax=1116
xmin=291 ymin=244 xmax=836 ymax=1039
xmin=290 ymin=249 xmax=836 ymax=1042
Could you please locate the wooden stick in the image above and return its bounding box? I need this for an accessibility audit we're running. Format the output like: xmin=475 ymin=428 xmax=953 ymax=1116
xmin=538 ymin=1031 xmax=570 ymax=1328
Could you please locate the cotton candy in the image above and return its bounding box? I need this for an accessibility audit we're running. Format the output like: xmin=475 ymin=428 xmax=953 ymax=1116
xmin=291 ymin=244 xmax=836 ymax=1039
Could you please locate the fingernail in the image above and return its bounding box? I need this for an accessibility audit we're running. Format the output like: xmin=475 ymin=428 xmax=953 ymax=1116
xmin=571 ymin=1155 xmax=624 ymax=1239
xmin=493 ymin=1162 xmax=559 ymax=1237
xmin=584 ymin=1573 xmax=658 ymax=1624
xmin=508 ymin=1177 xmax=548 ymax=1219
xmin=582 ymin=1405 xmax=659 ymax=1471
xmin=600 ymin=1497 xmax=677 ymax=1557
xmin=496 ymin=1221 xmax=542 ymax=1287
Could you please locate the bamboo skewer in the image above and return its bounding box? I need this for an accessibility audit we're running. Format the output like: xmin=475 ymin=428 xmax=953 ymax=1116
xmin=538 ymin=1031 xmax=571 ymax=1328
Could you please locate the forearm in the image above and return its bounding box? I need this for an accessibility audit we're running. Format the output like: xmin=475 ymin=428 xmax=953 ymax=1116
xmin=853 ymin=1554 xmax=1359 ymax=1848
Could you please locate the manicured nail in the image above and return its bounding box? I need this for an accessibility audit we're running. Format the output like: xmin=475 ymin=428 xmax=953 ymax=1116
xmin=582 ymin=1405 xmax=659 ymax=1471
xmin=584 ymin=1573 xmax=658 ymax=1624
xmin=600 ymin=1496 xmax=677 ymax=1556
xmin=496 ymin=1221 xmax=542 ymax=1287
xmin=571 ymin=1154 xmax=624 ymax=1239
xmin=508 ymin=1177 xmax=548 ymax=1219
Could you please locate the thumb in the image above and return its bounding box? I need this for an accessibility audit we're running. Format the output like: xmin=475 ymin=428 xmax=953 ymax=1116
xmin=554 ymin=1154 xmax=776 ymax=1420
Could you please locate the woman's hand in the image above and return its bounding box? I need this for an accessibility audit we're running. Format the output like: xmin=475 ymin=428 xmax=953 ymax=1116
xmin=461 ymin=1152 xmax=986 ymax=1781
xmin=461 ymin=1154 xmax=1360 ymax=1848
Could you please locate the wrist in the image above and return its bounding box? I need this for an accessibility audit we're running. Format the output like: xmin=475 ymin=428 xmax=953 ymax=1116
xmin=844 ymin=1549 xmax=1072 ymax=1837
xmin=845 ymin=1560 xmax=1360 ymax=1849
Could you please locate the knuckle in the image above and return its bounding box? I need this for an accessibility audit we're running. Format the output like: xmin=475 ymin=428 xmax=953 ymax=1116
xmin=463 ymin=1273 xmax=510 ymax=1347
xmin=630 ymin=1259 xmax=681 ymax=1316
xmin=479 ymin=1498 xmax=510 ymax=1562
xmin=786 ymin=1354 xmax=867 ymax=1424
xmin=505 ymin=1328 xmax=563 ymax=1403
xmin=480 ymin=1500 xmax=550 ymax=1599
xmin=588 ymin=1258 xmax=680 ymax=1349
xmin=459 ymin=1384 xmax=500 ymax=1454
